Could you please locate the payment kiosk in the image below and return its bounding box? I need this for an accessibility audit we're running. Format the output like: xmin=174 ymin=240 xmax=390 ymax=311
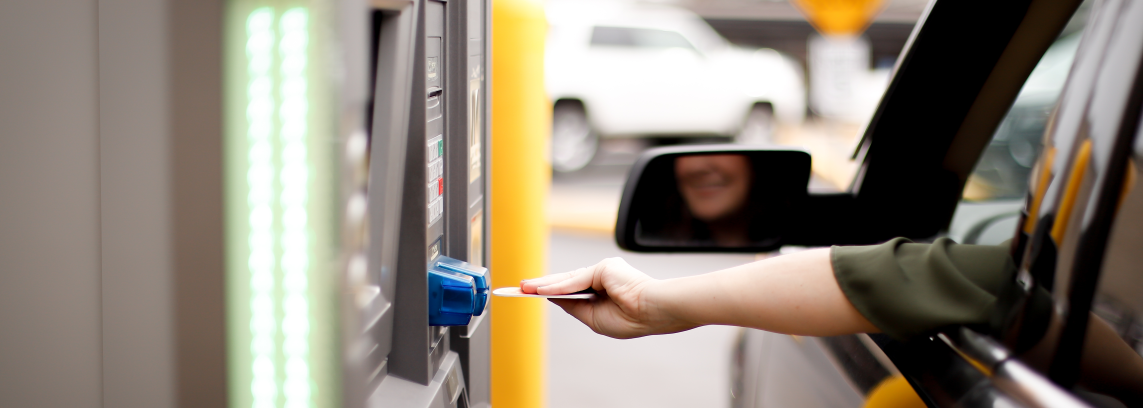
xmin=348 ymin=0 xmax=491 ymax=407
xmin=224 ymin=0 xmax=491 ymax=405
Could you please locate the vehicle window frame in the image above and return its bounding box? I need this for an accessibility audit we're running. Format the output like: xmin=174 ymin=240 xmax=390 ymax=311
xmin=1041 ymin=0 xmax=1143 ymax=386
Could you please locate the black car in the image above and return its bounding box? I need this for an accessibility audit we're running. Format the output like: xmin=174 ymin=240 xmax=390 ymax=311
xmin=612 ymin=0 xmax=1143 ymax=406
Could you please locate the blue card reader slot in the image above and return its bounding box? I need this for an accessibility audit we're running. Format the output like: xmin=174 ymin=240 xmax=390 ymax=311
xmin=428 ymin=268 xmax=476 ymax=326
xmin=435 ymin=256 xmax=489 ymax=316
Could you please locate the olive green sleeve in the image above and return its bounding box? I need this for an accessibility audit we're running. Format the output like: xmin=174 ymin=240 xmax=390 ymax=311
xmin=831 ymin=237 xmax=1016 ymax=341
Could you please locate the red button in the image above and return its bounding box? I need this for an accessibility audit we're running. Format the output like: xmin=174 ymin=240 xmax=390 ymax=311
xmin=438 ymin=177 xmax=444 ymax=195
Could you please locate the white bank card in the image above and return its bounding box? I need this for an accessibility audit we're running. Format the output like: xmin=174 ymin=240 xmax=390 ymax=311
xmin=492 ymin=287 xmax=595 ymax=299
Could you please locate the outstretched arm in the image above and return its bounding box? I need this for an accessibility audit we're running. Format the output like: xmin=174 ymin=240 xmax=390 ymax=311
xmin=520 ymin=248 xmax=877 ymax=339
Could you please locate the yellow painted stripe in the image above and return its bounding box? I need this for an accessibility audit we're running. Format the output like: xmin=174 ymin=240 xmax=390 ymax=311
xmin=1050 ymin=140 xmax=1092 ymax=244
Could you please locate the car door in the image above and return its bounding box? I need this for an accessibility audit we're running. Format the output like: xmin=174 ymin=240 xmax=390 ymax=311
xmin=732 ymin=0 xmax=1115 ymax=406
xmin=1003 ymin=0 xmax=1143 ymax=400
xmin=891 ymin=0 xmax=1143 ymax=405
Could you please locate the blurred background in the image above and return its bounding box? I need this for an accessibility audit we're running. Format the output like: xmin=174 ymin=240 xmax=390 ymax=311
xmin=541 ymin=0 xmax=926 ymax=406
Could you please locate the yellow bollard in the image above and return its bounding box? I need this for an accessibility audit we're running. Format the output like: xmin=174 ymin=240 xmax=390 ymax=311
xmin=490 ymin=0 xmax=550 ymax=407
xmin=864 ymin=376 xmax=926 ymax=408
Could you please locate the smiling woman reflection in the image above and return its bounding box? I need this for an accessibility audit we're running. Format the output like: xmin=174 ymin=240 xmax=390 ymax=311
xmin=675 ymin=154 xmax=753 ymax=246
xmin=635 ymin=154 xmax=782 ymax=248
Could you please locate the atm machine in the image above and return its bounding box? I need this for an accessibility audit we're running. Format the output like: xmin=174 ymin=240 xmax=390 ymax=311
xmin=225 ymin=0 xmax=490 ymax=406
xmin=346 ymin=0 xmax=492 ymax=407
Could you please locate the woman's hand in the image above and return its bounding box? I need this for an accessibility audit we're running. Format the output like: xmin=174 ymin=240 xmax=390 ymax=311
xmin=524 ymin=249 xmax=878 ymax=340
xmin=520 ymin=257 xmax=698 ymax=339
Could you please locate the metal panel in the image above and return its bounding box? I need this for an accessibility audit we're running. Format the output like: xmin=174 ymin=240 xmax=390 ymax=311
xmin=371 ymin=352 xmax=468 ymax=408
xmin=363 ymin=0 xmax=490 ymax=404
xmin=0 ymin=2 xmax=103 ymax=406
xmin=99 ymin=1 xmax=228 ymax=406
xmin=99 ymin=0 xmax=177 ymax=406
xmin=365 ymin=0 xmax=419 ymax=392
xmin=390 ymin=0 xmax=436 ymax=384
xmin=444 ymin=0 xmax=491 ymax=404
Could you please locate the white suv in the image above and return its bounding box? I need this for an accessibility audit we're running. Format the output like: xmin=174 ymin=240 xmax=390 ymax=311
xmin=545 ymin=2 xmax=807 ymax=172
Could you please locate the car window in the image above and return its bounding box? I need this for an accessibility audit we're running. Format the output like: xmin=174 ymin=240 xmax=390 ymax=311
xmin=959 ymin=0 xmax=1092 ymax=202
xmin=590 ymin=26 xmax=697 ymax=51
xmin=962 ymin=32 xmax=1084 ymax=201
xmin=945 ymin=7 xmax=1089 ymax=245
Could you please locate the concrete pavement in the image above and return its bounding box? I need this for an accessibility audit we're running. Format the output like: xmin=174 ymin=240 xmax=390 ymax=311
xmin=545 ymin=231 xmax=756 ymax=408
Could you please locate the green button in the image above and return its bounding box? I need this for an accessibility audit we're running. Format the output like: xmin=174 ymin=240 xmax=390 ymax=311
xmin=438 ymin=140 xmax=444 ymax=157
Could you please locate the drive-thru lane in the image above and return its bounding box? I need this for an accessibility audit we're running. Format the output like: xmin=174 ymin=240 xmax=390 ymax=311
xmin=546 ymin=231 xmax=755 ymax=408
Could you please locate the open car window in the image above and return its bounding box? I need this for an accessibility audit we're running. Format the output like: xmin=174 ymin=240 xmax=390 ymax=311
xmin=945 ymin=6 xmax=1090 ymax=245
xmin=963 ymin=33 xmax=1083 ymax=201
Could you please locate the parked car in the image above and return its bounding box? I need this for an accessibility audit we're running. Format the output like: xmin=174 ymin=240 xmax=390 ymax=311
xmin=614 ymin=0 xmax=1143 ymax=406
xmin=544 ymin=1 xmax=806 ymax=172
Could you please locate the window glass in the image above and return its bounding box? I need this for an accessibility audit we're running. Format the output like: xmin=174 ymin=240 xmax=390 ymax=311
xmin=963 ymin=32 xmax=1083 ymax=200
xmin=946 ymin=5 xmax=1089 ymax=245
xmin=589 ymin=26 xmax=636 ymax=47
xmin=590 ymin=26 xmax=696 ymax=51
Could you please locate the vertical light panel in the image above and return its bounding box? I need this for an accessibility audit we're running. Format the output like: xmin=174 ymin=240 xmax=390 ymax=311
xmin=278 ymin=8 xmax=312 ymax=408
xmin=245 ymin=8 xmax=278 ymax=408
xmin=227 ymin=2 xmax=333 ymax=407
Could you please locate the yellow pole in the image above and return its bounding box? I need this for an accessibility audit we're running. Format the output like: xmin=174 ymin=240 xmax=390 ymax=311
xmin=863 ymin=376 xmax=926 ymax=408
xmin=490 ymin=0 xmax=549 ymax=407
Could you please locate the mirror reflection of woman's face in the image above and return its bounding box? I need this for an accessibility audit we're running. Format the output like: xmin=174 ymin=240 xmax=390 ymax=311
xmin=674 ymin=154 xmax=752 ymax=222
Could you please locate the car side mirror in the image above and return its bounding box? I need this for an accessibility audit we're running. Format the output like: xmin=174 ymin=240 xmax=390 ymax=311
xmin=615 ymin=145 xmax=811 ymax=252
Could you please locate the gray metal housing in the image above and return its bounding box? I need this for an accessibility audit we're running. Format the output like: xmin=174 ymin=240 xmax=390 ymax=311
xmin=362 ymin=0 xmax=492 ymax=407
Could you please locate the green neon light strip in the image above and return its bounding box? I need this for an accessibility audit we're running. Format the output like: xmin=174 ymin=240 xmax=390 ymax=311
xmin=246 ymin=8 xmax=278 ymax=408
xmin=278 ymin=8 xmax=312 ymax=408
xmin=243 ymin=6 xmax=312 ymax=408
